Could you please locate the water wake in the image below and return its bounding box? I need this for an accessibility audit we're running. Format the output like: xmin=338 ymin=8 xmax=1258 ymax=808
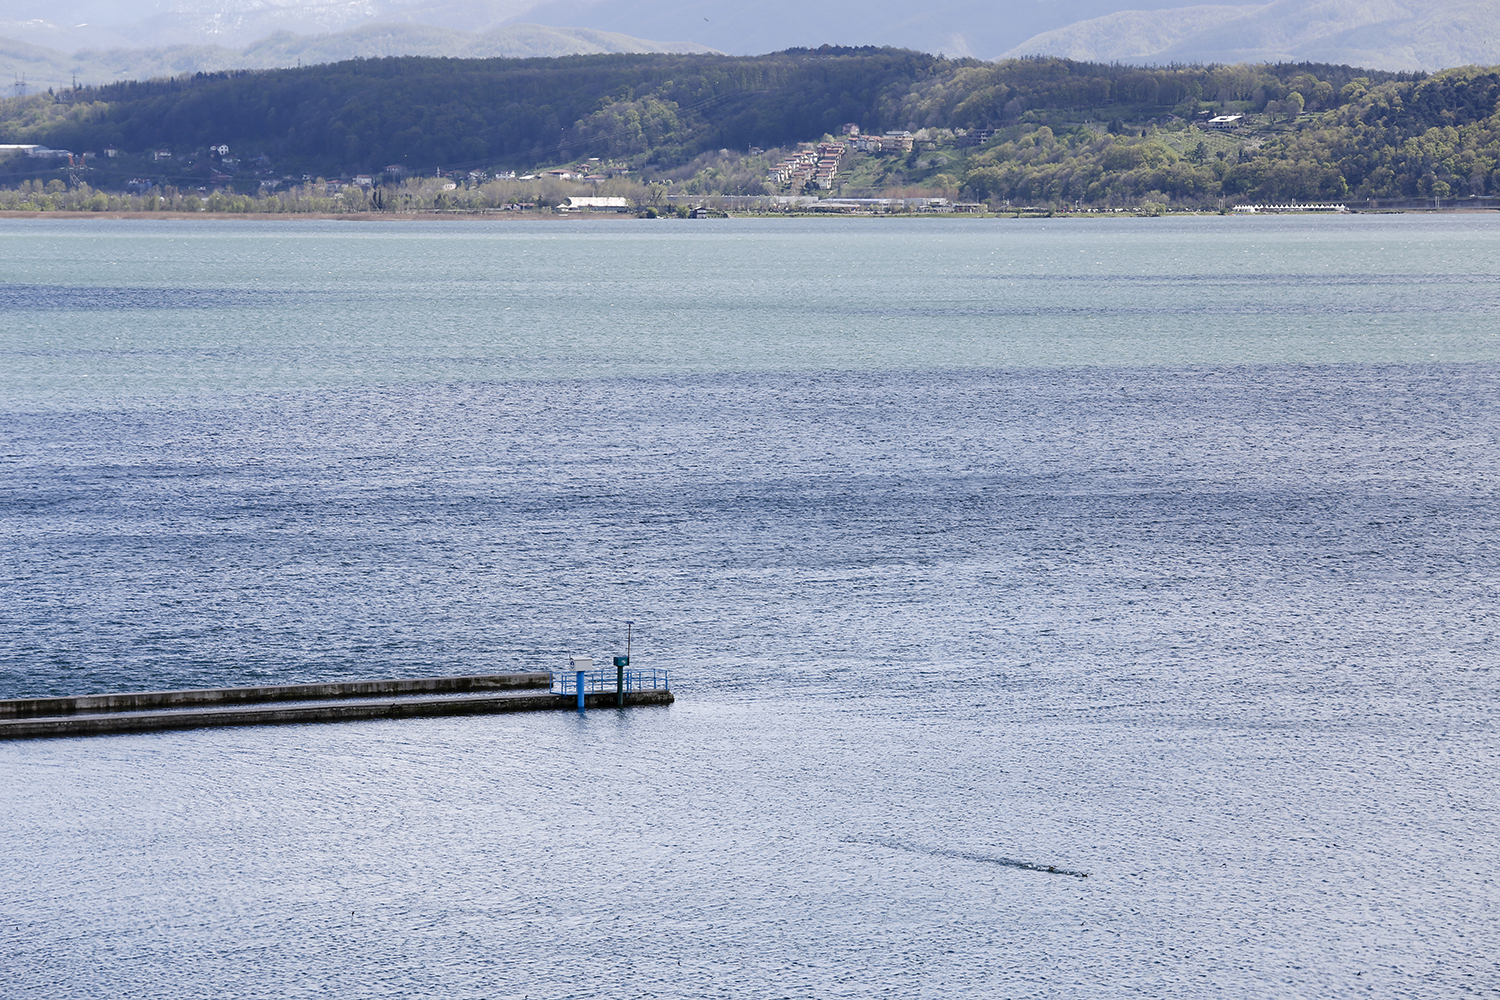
xmin=845 ymin=835 xmax=1090 ymax=879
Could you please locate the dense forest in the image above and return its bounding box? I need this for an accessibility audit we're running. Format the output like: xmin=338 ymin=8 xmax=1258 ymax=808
xmin=0 ymin=48 xmax=954 ymax=174
xmin=1 ymin=48 xmax=1498 ymax=209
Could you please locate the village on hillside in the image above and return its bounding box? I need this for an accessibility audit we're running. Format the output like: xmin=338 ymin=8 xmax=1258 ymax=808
xmin=765 ymin=126 xmax=920 ymax=190
xmin=2 ymin=92 xmax=1488 ymax=216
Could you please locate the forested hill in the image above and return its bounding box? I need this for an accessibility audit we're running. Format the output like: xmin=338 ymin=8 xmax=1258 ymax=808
xmin=4 ymin=49 xmax=1500 ymax=207
xmin=1 ymin=49 xmax=954 ymax=175
xmin=1 ymin=49 xmax=1417 ymax=176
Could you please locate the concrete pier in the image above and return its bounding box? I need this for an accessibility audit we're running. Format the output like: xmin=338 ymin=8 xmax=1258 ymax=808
xmin=0 ymin=672 xmax=552 ymax=719
xmin=0 ymin=675 xmax=673 ymax=740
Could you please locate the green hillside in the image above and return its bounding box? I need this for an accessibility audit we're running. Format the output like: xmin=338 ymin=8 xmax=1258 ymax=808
xmin=0 ymin=48 xmax=951 ymax=177
xmin=1 ymin=49 xmax=1497 ymax=209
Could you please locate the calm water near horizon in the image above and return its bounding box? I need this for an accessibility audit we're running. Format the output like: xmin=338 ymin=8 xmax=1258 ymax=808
xmin=2 ymin=215 xmax=1498 ymax=998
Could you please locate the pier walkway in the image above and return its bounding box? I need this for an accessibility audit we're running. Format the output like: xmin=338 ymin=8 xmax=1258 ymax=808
xmin=0 ymin=671 xmax=672 ymax=740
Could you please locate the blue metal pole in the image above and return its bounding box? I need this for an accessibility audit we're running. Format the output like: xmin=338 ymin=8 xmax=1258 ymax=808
xmin=576 ymin=670 xmax=585 ymax=712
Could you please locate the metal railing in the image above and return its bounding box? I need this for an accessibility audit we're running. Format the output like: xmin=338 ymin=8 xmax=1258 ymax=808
xmin=552 ymin=669 xmax=669 ymax=695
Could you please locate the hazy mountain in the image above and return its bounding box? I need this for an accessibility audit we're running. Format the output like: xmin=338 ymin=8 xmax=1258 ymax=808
xmin=507 ymin=0 xmax=1220 ymax=59
xmin=2 ymin=0 xmax=1220 ymax=60
xmin=1000 ymin=5 xmax=1266 ymax=62
xmin=3 ymin=2 xmax=394 ymax=49
xmin=0 ymin=1 xmax=547 ymax=50
xmin=3 ymin=0 xmax=1497 ymax=73
xmin=1003 ymin=0 xmax=1500 ymax=70
xmin=0 ymin=23 xmax=715 ymax=93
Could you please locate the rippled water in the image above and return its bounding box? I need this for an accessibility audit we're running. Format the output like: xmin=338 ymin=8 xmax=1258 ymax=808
xmin=2 ymin=216 xmax=1498 ymax=998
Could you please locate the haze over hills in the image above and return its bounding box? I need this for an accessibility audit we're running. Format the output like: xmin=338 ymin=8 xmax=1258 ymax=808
xmin=0 ymin=20 xmax=714 ymax=93
xmin=0 ymin=0 xmax=713 ymax=91
xmin=1002 ymin=0 xmax=1500 ymax=69
xmin=2 ymin=0 xmax=1499 ymax=92
xmin=517 ymin=0 xmax=1500 ymax=66
xmin=502 ymin=0 xmax=1220 ymax=61
xmin=0 ymin=0 xmax=1314 ymax=64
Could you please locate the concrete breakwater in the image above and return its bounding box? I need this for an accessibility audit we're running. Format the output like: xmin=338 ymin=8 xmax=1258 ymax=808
xmin=0 ymin=673 xmax=674 ymax=740
xmin=0 ymin=672 xmax=553 ymax=718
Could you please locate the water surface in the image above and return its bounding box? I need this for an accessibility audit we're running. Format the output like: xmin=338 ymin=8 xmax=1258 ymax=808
xmin=2 ymin=215 xmax=1498 ymax=998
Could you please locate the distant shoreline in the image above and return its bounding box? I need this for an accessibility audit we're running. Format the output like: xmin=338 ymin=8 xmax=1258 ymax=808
xmin=0 ymin=210 xmax=605 ymax=222
xmin=1 ymin=207 xmax=1492 ymax=223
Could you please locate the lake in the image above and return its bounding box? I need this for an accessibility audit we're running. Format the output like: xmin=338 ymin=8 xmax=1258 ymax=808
xmin=2 ymin=214 xmax=1498 ymax=998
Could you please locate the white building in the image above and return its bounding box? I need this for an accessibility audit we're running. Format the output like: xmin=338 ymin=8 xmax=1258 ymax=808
xmin=559 ymin=196 xmax=631 ymax=212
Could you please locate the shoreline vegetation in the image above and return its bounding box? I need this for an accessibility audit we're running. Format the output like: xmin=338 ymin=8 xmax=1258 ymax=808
xmin=0 ymin=175 xmax=1491 ymax=220
xmin=3 ymin=204 xmax=1492 ymax=221
xmin=2 ymin=49 xmax=1499 ymax=213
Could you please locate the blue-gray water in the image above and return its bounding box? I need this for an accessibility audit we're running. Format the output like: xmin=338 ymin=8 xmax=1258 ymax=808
xmin=2 ymin=216 xmax=1498 ymax=998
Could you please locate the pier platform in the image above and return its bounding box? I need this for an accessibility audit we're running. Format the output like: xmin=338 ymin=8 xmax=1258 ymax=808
xmin=0 ymin=672 xmax=673 ymax=740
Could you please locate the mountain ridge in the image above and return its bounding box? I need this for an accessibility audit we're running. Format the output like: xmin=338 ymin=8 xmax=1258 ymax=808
xmin=0 ymin=22 xmax=717 ymax=93
xmin=1003 ymin=0 xmax=1500 ymax=70
xmin=4 ymin=0 xmax=1500 ymax=83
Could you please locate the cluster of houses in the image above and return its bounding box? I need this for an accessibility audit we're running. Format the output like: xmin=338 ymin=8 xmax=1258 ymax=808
xmin=764 ymin=125 xmax=923 ymax=190
xmin=529 ymin=157 xmax=632 ymax=182
xmin=767 ymin=141 xmax=848 ymax=190
xmin=844 ymin=125 xmax=916 ymax=154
